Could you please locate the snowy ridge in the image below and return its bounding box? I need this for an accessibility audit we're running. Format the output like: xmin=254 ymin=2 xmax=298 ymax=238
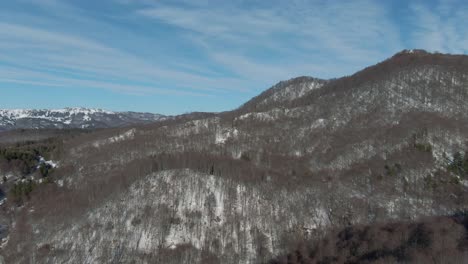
xmin=239 ymin=76 xmax=327 ymax=113
xmin=0 ymin=107 xmax=114 ymax=120
xmin=258 ymin=78 xmax=325 ymax=107
xmin=92 ymin=129 xmax=136 ymax=148
xmin=0 ymin=107 xmax=165 ymax=130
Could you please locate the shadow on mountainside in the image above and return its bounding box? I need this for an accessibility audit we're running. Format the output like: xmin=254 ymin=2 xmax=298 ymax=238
xmin=269 ymin=211 xmax=468 ymax=264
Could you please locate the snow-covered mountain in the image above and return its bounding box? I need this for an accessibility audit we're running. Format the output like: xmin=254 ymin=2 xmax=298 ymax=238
xmin=1 ymin=50 xmax=468 ymax=263
xmin=0 ymin=107 xmax=166 ymax=130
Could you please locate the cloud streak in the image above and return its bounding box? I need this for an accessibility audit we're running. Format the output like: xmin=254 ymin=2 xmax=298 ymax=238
xmin=137 ymin=0 xmax=404 ymax=80
xmin=409 ymin=0 xmax=468 ymax=54
xmin=0 ymin=21 xmax=252 ymax=97
xmin=0 ymin=0 xmax=467 ymax=113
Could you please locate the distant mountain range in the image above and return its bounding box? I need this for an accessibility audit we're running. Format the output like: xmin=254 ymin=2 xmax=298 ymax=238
xmin=0 ymin=107 xmax=167 ymax=131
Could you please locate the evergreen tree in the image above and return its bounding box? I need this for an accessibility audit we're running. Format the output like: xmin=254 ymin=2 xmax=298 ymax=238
xmin=464 ymin=151 xmax=468 ymax=175
xmin=449 ymin=152 xmax=466 ymax=176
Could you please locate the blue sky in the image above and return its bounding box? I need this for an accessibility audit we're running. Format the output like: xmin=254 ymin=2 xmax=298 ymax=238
xmin=0 ymin=0 xmax=467 ymax=115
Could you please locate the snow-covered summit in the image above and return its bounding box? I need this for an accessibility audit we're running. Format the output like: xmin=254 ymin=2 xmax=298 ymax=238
xmin=50 ymin=107 xmax=115 ymax=115
xmin=0 ymin=107 xmax=166 ymax=131
xmin=392 ymin=49 xmax=431 ymax=57
xmin=0 ymin=107 xmax=113 ymax=119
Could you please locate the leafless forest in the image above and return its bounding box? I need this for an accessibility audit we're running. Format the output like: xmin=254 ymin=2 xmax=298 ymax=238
xmin=1 ymin=50 xmax=468 ymax=263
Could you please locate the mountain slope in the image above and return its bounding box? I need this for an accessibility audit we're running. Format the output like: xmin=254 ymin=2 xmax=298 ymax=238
xmin=1 ymin=50 xmax=468 ymax=264
xmin=0 ymin=107 xmax=166 ymax=130
xmin=237 ymin=76 xmax=327 ymax=113
xmin=270 ymin=212 xmax=468 ymax=264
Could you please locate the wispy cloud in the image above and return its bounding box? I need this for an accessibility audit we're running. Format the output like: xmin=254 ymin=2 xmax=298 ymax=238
xmin=137 ymin=0 xmax=403 ymax=80
xmin=0 ymin=21 xmax=251 ymax=96
xmin=409 ymin=0 xmax=468 ymax=53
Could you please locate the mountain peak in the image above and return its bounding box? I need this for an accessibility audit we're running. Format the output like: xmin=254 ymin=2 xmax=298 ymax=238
xmin=395 ymin=49 xmax=430 ymax=55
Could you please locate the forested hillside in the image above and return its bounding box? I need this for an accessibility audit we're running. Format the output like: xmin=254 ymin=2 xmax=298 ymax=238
xmin=1 ymin=50 xmax=468 ymax=263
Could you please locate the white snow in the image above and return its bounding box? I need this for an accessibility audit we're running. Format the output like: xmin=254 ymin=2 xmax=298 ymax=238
xmin=257 ymin=79 xmax=325 ymax=107
xmin=215 ymin=128 xmax=239 ymax=144
xmin=57 ymin=180 xmax=64 ymax=187
xmin=0 ymin=235 xmax=9 ymax=249
xmin=310 ymin=118 xmax=326 ymax=129
xmin=137 ymin=231 xmax=153 ymax=252
xmin=50 ymin=107 xmax=114 ymax=115
xmin=46 ymin=160 xmax=59 ymax=168
xmin=238 ymin=112 xmax=275 ymax=122
xmin=92 ymin=129 xmax=136 ymax=148
xmin=37 ymin=156 xmax=59 ymax=168
xmin=0 ymin=107 xmax=114 ymax=125
xmin=462 ymin=180 xmax=468 ymax=188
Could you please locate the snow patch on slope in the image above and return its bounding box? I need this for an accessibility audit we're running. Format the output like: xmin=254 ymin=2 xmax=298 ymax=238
xmin=215 ymin=128 xmax=239 ymax=144
xmin=37 ymin=156 xmax=59 ymax=168
xmin=92 ymin=129 xmax=136 ymax=148
xmin=258 ymin=79 xmax=325 ymax=107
